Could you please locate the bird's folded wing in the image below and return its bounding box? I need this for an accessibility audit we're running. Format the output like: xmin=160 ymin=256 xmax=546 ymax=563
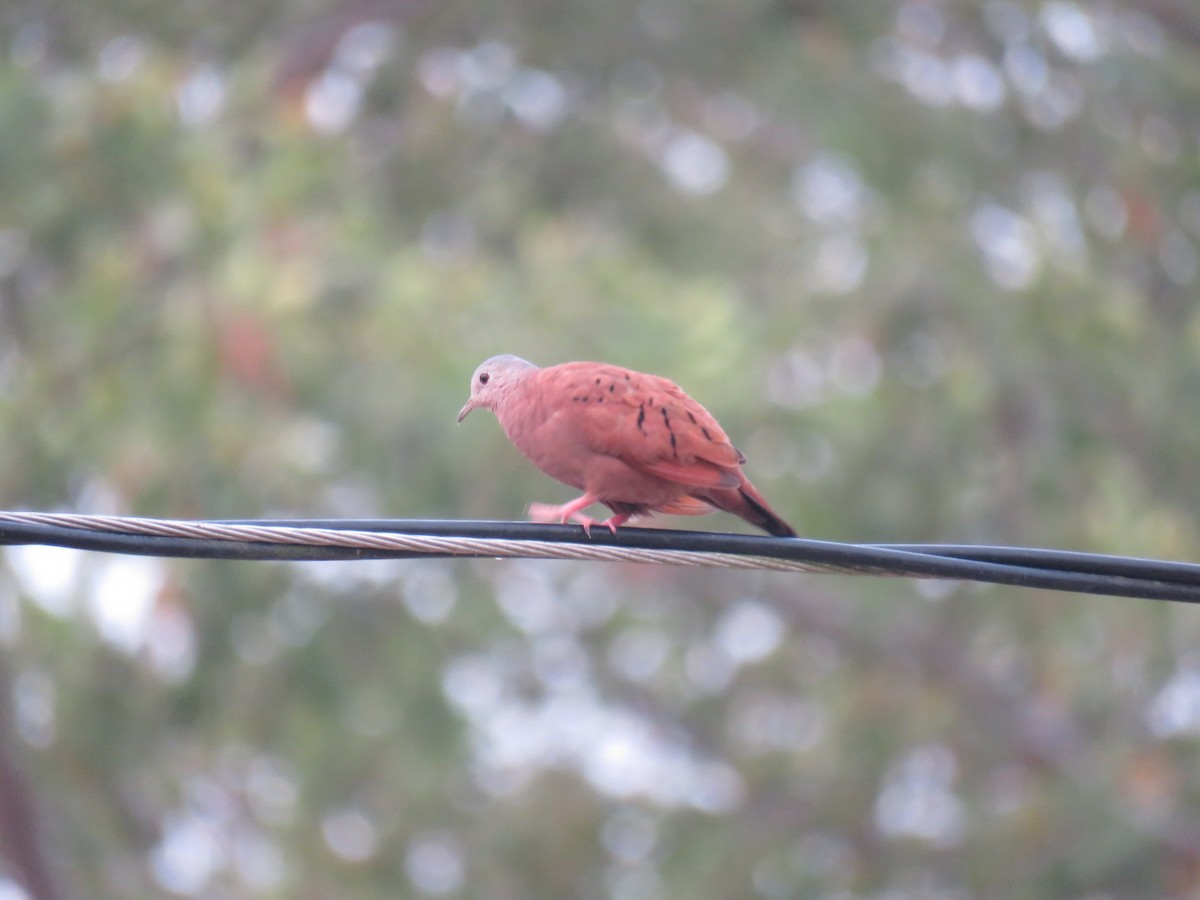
xmin=637 ymin=458 xmax=740 ymax=489
xmin=541 ymin=364 xmax=746 ymax=490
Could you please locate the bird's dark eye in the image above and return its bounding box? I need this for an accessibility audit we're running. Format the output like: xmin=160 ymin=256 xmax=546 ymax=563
xmin=478 ymin=372 xmax=490 ymax=384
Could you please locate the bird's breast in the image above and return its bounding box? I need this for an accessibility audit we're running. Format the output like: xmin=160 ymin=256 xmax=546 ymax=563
xmin=495 ymin=392 xmax=590 ymax=488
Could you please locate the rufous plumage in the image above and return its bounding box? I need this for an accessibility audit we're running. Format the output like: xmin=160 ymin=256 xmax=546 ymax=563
xmin=457 ymin=356 xmax=796 ymax=537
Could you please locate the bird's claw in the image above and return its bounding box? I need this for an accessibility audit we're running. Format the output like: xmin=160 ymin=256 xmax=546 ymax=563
xmin=528 ymin=501 xmax=624 ymax=536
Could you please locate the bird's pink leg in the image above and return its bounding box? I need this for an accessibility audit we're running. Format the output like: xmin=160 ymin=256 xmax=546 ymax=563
xmin=528 ymin=492 xmax=608 ymax=534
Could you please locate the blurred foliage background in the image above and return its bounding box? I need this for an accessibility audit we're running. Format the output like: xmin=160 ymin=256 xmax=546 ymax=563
xmin=1 ymin=0 xmax=1200 ymax=896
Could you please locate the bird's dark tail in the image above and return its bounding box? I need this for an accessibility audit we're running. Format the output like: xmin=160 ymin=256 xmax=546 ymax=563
xmin=703 ymin=478 xmax=797 ymax=537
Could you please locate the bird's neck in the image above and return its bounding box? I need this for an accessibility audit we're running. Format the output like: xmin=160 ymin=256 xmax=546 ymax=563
xmin=492 ymin=374 xmax=544 ymax=445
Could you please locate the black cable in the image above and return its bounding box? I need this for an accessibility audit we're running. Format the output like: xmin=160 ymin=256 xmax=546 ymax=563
xmin=878 ymin=543 xmax=1200 ymax=586
xmin=234 ymin=519 xmax=1200 ymax=602
xmin=0 ymin=515 xmax=1197 ymax=603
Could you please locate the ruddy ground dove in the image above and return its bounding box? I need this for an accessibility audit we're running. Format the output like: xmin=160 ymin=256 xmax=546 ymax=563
xmin=457 ymin=355 xmax=796 ymax=537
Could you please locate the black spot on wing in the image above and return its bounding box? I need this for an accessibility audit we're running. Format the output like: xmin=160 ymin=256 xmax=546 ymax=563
xmin=636 ymin=404 xmax=646 ymax=433
xmin=661 ymin=407 xmax=678 ymax=457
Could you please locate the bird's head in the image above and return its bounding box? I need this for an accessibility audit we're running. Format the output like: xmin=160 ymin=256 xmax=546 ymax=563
xmin=457 ymin=355 xmax=539 ymax=423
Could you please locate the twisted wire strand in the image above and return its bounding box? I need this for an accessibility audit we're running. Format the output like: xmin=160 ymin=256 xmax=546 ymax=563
xmin=0 ymin=512 xmax=1197 ymax=602
xmin=0 ymin=512 xmax=825 ymax=573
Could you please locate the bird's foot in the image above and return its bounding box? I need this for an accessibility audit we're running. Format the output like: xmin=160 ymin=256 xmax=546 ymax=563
xmin=529 ymin=493 xmax=608 ymax=534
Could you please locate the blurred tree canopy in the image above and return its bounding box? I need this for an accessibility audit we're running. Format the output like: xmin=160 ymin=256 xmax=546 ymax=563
xmin=1 ymin=0 xmax=1200 ymax=896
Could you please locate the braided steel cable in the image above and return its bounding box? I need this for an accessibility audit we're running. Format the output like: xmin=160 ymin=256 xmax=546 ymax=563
xmin=0 ymin=512 xmax=1197 ymax=602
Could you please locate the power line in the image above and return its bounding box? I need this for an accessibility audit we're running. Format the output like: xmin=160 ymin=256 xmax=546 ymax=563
xmin=0 ymin=512 xmax=1196 ymax=603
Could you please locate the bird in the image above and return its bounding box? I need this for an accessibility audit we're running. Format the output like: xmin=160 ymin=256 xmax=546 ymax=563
xmin=457 ymin=355 xmax=796 ymax=537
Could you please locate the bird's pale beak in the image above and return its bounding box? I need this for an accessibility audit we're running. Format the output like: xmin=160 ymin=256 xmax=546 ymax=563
xmin=457 ymin=398 xmax=477 ymax=423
